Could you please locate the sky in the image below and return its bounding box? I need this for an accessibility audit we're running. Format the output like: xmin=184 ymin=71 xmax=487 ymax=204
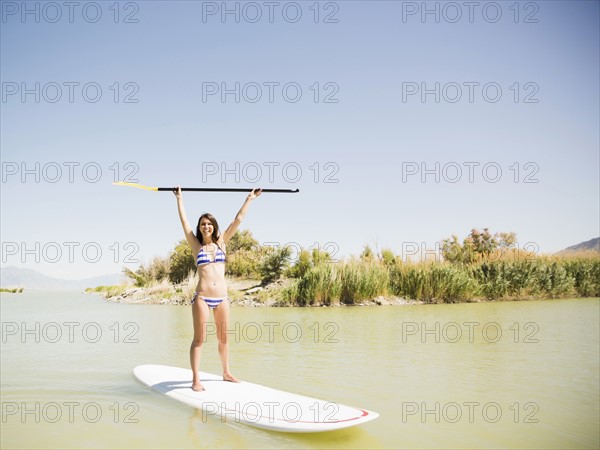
xmin=1 ymin=0 xmax=599 ymax=279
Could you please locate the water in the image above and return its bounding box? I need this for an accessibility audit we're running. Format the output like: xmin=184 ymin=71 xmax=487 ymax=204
xmin=1 ymin=291 xmax=598 ymax=449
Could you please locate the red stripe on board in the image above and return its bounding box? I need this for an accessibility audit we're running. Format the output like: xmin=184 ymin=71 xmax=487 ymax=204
xmin=216 ymin=407 xmax=371 ymax=424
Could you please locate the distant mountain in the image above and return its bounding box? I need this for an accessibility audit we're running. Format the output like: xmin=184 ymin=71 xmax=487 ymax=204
xmin=0 ymin=266 xmax=125 ymax=290
xmin=557 ymin=237 xmax=600 ymax=254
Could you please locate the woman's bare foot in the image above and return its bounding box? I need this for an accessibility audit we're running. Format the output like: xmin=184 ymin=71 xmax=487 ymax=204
xmin=223 ymin=372 xmax=240 ymax=383
xmin=191 ymin=380 xmax=205 ymax=391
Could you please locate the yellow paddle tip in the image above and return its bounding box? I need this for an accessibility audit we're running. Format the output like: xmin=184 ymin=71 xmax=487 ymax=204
xmin=112 ymin=182 xmax=158 ymax=191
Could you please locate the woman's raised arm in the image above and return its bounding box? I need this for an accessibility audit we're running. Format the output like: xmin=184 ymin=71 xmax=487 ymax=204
xmin=222 ymin=188 xmax=262 ymax=243
xmin=174 ymin=186 xmax=200 ymax=253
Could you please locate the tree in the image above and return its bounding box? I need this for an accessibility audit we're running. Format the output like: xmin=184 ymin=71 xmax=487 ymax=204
xmin=122 ymin=256 xmax=170 ymax=287
xmin=122 ymin=267 xmax=151 ymax=287
xmin=149 ymin=256 xmax=170 ymax=281
xmin=168 ymin=240 xmax=195 ymax=284
xmin=442 ymin=229 xmax=518 ymax=264
xmin=228 ymin=229 xmax=258 ymax=254
xmin=259 ymin=246 xmax=292 ymax=284
xmin=225 ymin=231 xmax=261 ymax=278
xmin=497 ymin=232 xmax=517 ymax=248
xmin=287 ymin=248 xmax=313 ymax=278
xmin=442 ymin=235 xmax=464 ymax=263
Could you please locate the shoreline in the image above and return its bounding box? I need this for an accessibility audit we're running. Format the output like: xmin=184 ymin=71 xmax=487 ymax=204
xmin=84 ymin=277 xmax=593 ymax=307
xmin=85 ymin=277 xmax=429 ymax=307
xmin=78 ymin=248 xmax=599 ymax=307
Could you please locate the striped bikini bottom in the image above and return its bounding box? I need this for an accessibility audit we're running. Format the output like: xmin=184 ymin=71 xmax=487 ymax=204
xmin=191 ymin=292 xmax=227 ymax=309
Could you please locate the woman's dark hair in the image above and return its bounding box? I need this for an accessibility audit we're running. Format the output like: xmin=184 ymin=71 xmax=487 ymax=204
xmin=196 ymin=213 xmax=220 ymax=244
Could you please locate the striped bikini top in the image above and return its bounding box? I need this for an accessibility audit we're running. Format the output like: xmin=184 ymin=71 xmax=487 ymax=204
xmin=197 ymin=244 xmax=226 ymax=266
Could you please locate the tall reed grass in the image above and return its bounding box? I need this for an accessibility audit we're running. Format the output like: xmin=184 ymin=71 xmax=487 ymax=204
xmin=389 ymin=263 xmax=475 ymax=303
xmin=282 ymin=252 xmax=599 ymax=305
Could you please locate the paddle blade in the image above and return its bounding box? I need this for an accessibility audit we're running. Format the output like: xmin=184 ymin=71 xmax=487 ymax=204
xmin=112 ymin=181 xmax=159 ymax=191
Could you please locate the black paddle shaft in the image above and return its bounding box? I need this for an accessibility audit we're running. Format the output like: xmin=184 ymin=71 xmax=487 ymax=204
xmin=159 ymin=187 xmax=299 ymax=193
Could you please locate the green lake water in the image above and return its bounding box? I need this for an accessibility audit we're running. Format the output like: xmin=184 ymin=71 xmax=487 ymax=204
xmin=1 ymin=291 xmax=598 ymax=449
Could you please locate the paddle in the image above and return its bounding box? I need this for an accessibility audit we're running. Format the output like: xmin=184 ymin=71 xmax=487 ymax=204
xmin=113 ymin=181 xmax=299 ymax=193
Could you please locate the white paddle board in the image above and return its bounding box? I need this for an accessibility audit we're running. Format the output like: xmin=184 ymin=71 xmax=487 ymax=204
xmin=133 ymin=364 xmax=379 ymax=433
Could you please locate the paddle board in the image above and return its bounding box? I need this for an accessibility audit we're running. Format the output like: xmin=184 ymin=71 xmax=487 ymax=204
xmin=133 ymin=364 xmax=379 ymax=433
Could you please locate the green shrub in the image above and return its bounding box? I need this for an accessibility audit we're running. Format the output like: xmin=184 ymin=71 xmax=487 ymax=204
xmin=226 ymin=248 xmax=262 ymax=278
xmin=168 ymin=240 xmax=194 ymax=284
xmin=287 ymin=249 xmax=313 ymax=278
xmin=227 ymin=229 xmax=258 ymax=253
xmin=259 ymin=246 xmax=292 ymax=284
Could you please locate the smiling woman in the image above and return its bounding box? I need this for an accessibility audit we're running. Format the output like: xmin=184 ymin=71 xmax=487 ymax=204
xmin=174 ymin=185 xmax=262 ymax=392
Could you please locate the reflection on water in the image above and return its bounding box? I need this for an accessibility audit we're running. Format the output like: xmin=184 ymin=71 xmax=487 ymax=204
xmin=1 ymin=291 xmax=598 ymax=449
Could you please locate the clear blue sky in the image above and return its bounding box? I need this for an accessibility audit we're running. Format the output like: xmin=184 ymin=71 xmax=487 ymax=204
xmin=1 ymin=0 xmax=598 ymax=279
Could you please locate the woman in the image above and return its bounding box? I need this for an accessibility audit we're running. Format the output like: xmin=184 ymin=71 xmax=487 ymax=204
xmin=174 ymin=185 xmax=262 ymax=391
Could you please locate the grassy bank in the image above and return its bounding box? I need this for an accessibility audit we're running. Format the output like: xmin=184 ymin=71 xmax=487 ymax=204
xmin=85 ymin=278 xmax=193 ymax=304
xmin=85 ymin=276 xmax=266 ymax=305
xmin=280 ymin=253 xmax=600 ymax=305
xmin=90 ymin=230 xmax=599 ymax=306
xmin=0 ymin=288 xmax=24 ymax=293
xmin=87 ymin=253 xmax=599 ymax=306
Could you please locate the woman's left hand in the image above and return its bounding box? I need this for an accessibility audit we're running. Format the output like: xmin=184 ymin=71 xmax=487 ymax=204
xmin=248 ymin=188 xmax=262 ymax=200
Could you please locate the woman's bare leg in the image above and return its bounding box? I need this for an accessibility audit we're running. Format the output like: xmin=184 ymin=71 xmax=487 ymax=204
xmin=190 ymin=297 xmax=210 ymax=391
xmin=214 ymin=299 xmax=239 ymax=382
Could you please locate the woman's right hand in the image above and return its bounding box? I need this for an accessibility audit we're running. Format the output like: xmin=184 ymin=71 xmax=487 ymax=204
xmin=173 ymin=185 xmax=182 ymax=199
